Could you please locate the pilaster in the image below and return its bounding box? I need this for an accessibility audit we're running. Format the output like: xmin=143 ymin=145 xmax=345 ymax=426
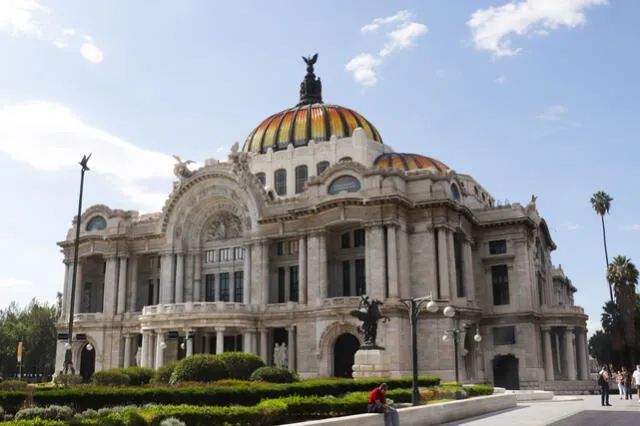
xmin=116 ymin=255 xmax=128 ymax=314
xmin=541 ymin=326 xmax=554 ymax=381
xmin=103 ymin=256 xmax=119 ymax=316
xmin=436 ymin=227 xmax=450 ymax=299
xmin=175 ymin=252 xmax=184 ymax=303
xmin=386 ymin=225 xmax=399 ymax=299
xmin=243 ymin=244 xmax=252 ymax=304
xmin=129 ymin=255 xmax=139 ymax=312
xmin=564 ymin=326 xmax=577 ymax=380
xmin=216 ymin=327 xmax=225 ymax=354
xmin=298 ymin=235 xmax=307 ymax=304
xmin=365 ymin=225 xmax=385 ymax=299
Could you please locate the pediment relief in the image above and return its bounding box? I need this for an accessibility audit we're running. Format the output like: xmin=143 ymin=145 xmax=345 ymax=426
xmin=205 ymin=211 xmax=243 ymax=241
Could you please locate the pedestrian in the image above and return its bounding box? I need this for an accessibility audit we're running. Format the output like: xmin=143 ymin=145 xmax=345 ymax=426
xmin=597 ymin=365 xmax=612 ymax=406
xmin=621 ymin=366 xmax=631 ymax=400
xmin=616 ymin=369 xmax=624 ymax=399
xmin=632 ymin=365 xmax=640 ymax=403
xmin=368 ymin=383 xmax=400 ymax=426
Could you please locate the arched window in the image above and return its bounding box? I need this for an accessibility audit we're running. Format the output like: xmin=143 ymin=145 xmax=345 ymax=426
xmin=450 ymin=184 xmax=460 ymax=200
xmin=316 ymin=161 xmax=330 ymax=176
xmin=255 ymin=172 xmax=266 ymax=186
xmin=274 ymin=169 xmax=287 ymax=196
xmin=86 ymin=216 xmax=107 ymax=231
xmin=295 ymin=165 xmax=308 ymax=194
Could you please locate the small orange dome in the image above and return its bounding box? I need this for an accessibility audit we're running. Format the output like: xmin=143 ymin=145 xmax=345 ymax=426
xmin=374 ymin=153 xmax=449 ymax=172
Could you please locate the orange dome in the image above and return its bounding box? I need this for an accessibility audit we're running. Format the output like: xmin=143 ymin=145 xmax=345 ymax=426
xmin=243 ymin=104 xmax=383 ymax=154
xmin=374 ymin=153 xmax=449 ymax=172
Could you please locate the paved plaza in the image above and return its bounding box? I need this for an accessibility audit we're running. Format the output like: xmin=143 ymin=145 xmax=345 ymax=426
xmin=440 ymin=395 xmax=640 ymax=426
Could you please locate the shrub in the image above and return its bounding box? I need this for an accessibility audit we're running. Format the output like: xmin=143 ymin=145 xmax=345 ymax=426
xmin=159 ymin=417 xmax=187 ymax=426
xmin=169 ymin=355 xmax=229 ymax=384
xmin=90 ymin=370 xmax=131 ymax=387
xmin=151 ymin=362 xmax=177 ymax=385
xmin=0 ymin=381 xmax=27 ymax=391
xmin=120 ymin=367 xmax=154 ymax=386
xmin=0 ymin=391 xmax=28 ymax=414
xmin=53 ymin=374 xmax=82 ymax=387
xmin=250 ymin=367 xmax=299 ymax=383
xmin=464 ymin=384 xmax=494 ymax=397
xmin=214 ymin=352 xmax=266 ymax=380
xmin=14 ymin=405 xmax=74 ymax=421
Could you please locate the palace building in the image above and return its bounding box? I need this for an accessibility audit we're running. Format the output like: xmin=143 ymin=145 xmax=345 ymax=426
xmin=55 ymin=55 xmax=590 ymax=392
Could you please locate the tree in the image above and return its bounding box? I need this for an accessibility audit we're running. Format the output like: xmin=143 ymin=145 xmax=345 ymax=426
xmin=607 ymin=256 xmax=639 ymax=367
xmin=591 ymin=191 xmax=614 ymax=302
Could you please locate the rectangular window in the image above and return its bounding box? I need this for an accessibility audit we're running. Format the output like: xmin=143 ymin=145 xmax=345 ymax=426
xmin=277 ymin=267 xmax=286 ymax=303
xmin=233 ymin=271 xmax=244 ymax=303
xmin=205 ymin=250 xmax=216 ymax=264
xmin=341 ymin=232 xmax=350 ymax=249
xmin=354 ymin=229 xmax=365 ymax=247
xmin=355 ymin=258 xmax=366 ymax=296
xmin=342 ymin=260 xmax=351 ymax=296
xmin=274 ymin=169 xmax=287 ymax=196
xmin=289 ymin=266 xmax=299 ymax=302
xmin=219 ymin=249 xmax=231 ymax=262
xmin=492 ymin=326 xmax=516 ymax=345
xmin=255 ymin=172 xmax=266 ymax=186
xmin=220 ymin=272 xmax=230 ymax=302
xmin=233 ymin=247 xmax=244 ymax=260
xmin=205 ymin=274 xmax=215 ymax=301
xmin=295 ymin=165 xmax=308 ymax=194
xmin=492 ymin=265 xmax=510 ymax=305
xmin=289 ymin=240 xmax=299 ymax=255
xmin=316 ymin=161 xmax=330 ymax=176
xmin=277 ymin=242 xmax=284 ymax=256
xmin=489 ymin=240 xmax=507 ymax=255
xmin=147 ymin=279 xmax=154 ymax=306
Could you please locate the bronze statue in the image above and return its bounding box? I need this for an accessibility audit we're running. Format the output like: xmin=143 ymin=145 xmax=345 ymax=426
xmin=302 ymin=53 xmax=318 ymax=73
xmin=298 ymin=53 xmax=323 ymax=105
xmin=350 ymin=295 xmax=390 ymax=349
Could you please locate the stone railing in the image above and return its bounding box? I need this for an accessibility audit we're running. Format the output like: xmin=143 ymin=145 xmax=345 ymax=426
xmin=541 ymin=305 xmax=585 ymax=315
xmin=141 ymin=302 xmax=250 ymax=316
xmin=322 ymin=296 xmax=362 ymax=307
xmin=73 ymin=313 xmax=105 ymax=322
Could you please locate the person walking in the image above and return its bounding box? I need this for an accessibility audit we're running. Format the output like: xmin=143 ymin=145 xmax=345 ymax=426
xmin=621 ymin=367 xmax=631 ymax=400
xmin=616 ymin=369 xmax=625 ymax=399
xmin=598 ymin=366 xmax=612 ymax=406
xmin=632 ymin=365 xmax=640 ymax=403
xmin=368 ymin=383 xmax=400 ymax=426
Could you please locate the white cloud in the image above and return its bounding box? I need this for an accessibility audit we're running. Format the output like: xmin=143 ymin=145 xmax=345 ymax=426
xmin=560 ymin=222 xmax=581 ymax=231
xmin=467 ymin=0 xmax=608 ymax=57
xmin=80 ymin=42 xmax=104 ymax=64
xmin=539 ymin=104 xmax=568 ymax=121
xmin=0 ymin=101 xmax=181 ymax=211
xmin=347 ymin=10 xmax=428 ymax=86
xmin=494 ymin=75 xmax=507 ymax=84
xmin=586 ymin=319 xmax=602 ymax=340
xmin=623 ymin=224 xmax=640 ymax=231
xmin=0 ymin=0 xmax=104 ymax=64
xmin=345 ymin=53 xmax=381 ymax=86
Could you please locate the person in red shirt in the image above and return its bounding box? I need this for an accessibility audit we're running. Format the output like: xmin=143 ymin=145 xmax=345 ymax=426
xmin=367 ymin=383 xmax=400 ymax=426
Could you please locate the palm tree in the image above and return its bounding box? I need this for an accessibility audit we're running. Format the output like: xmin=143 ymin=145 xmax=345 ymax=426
xmin=607 ymin=255 xmax=639 ymax=368
xmin=591 ymin=191 xmax=614 ymax=302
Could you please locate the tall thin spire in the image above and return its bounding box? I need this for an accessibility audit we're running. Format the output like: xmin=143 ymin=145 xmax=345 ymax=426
xmin=298 ymin=53 xmax=323 ymax=106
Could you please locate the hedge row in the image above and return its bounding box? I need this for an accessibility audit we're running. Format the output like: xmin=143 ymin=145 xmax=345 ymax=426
xmin=29 ymin=377 xmax=440 ymax=411
xmin=0 ymin=392 xmax=28 ymax=414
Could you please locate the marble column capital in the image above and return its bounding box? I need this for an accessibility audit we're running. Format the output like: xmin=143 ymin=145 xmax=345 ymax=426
xmin=215 ymin=327 xmax=226 ymax=333
xmin=540 ymin=325 xmax=551 ymax=332
xmin=565 ymin=326 xmax=575 ymax=333
xmin=307 ymin=228 xmax=326 ymax=237
xmin=104 ymin=254 xmax=119 ymax=260
xmin=118 ymin=253 xmax=130 ymax=260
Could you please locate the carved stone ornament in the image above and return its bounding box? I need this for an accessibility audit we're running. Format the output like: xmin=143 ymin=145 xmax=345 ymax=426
xmin=206 ymin=212 xmax=243 ymax=241
xmin=173 ymin=155 xmax=195 ymax=180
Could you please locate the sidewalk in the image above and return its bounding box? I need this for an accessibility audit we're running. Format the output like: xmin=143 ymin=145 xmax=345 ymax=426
xmin=439 ymin=395 xmax=640 ymax=426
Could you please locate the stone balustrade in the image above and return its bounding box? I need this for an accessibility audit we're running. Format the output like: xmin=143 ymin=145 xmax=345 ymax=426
xmin=540 ymin=305 xmax=585 ymax=314
xmin=73 ymin=313 xmax=105 ymax=322
xmin=141 ymin=302 xmax=252 ymax=316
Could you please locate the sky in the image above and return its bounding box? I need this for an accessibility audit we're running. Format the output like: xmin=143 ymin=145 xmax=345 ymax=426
xmin=0 ymin=0 xmax=638 ymax=338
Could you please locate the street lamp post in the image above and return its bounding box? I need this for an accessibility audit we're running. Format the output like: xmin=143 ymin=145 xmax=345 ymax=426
xmin=64 ymin=154 xmax=91 ymax=375
xmin=443 ymin=323 xmax=482 ymax=384
xmin=400 ymin=293 xmax=451 ymax=406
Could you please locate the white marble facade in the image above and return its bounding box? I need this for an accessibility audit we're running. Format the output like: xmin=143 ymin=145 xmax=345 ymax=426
xmin=55 ymin=60 xmax=589 ymax=391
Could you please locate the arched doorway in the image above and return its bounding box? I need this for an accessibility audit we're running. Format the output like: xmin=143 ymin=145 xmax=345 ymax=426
xmin=79 ymin=344 xmax=95 ymax=383
xmin=333 ymin=333 xmax=360 ymax=378
xmin=492 ymin=354 xmax=519 ymax=390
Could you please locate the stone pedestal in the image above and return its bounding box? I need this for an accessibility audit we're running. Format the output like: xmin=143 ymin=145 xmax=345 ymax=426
xmin=352 ymin=349 xmax=390 ymax=379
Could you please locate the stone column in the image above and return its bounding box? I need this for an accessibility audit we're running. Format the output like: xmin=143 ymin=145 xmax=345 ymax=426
xmin=298 ymin=235 xmax=307 ymax=304
xmin=215 ymin=328 xmax=225 ymax=354
xmin=462 ymin=240 xmax=475 ymax=301
xmin=447 ymin=230 xmax=456 ymax=298
xmin=123 ymin=334 xmax=133 ymax=367
xmin=61 ymin=261 xmax=70 ymax=319
xmin=261 ymin=241 xmax=270 ymax=305
xmin=576 ymin=328 xmax=588 ymax=380
xmin=117 ymin=256 xmax=128 ymax=314
xmin=129 ymin=255 xmax=139 ymax=312
xmin=243 ymin=244 xmax=252 ymax=304
xmin=436 ymin=228 xmax=450 ymax=299
xmin=260 ymin=329 xmax=268 ymax=363
xmin=193 ymin=252 xmax=202 ymax=302
xmin=186 ymin=331 xmax=194 ymax=357
xmin=317 ymin=232 xmax=327 ymax=304
xmin=243 ymin=332 xmax=252 ymax=354
xmin=204 ymin=333 xmax=211 ymax=354
xmin=287 ymin=327 xmax=296 ymax=370
xmin=564 ymin=326 xmax=577 ymax=380
xmin=386 ymin=225 xmax=399 ymax=299
xmin=73 ymin=261 xmax=84 ymax=314
xmin=159 ymin=253 xmax=174 ymax=304
xmin=184 ymin=253 xmax=194 ymax=302
xmin=104 ymin=256 xmax=119 ymax=315
xmin=397 ymin=224 xmax=411 ymax=299
xmin=140 ymin=331 xmax=149 ymax=368
xmin=583 ymin=329 xmax=590 ymax=380
xmin=542 ymin=326 xmax=555 ymax=381
xmin=365 ymin=225 xmax=385 ymax=299
xmin=155 ymin=331 xmax=166 ymax=370
xmin=175 ymin=252 xmax=184 ymax=303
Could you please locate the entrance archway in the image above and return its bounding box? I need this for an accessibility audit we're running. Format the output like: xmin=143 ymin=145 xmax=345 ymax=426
xmin=333 ymin=333 xmax=360 ymax=378
xmin=79 ymin=344 xmax=95 ymax=383
xmin=492 ymin=354 xmax=519 ymax=390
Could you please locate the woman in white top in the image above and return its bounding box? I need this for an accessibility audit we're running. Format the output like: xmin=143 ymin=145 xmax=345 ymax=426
xmin=632 ymin=365 xmax=640 ymax=402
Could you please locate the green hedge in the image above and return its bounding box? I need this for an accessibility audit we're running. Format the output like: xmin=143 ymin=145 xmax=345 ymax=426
xmin=214 ymin=352 xmax=266 ymax=380
xmin=250 ymin=366 xmax=299 ymax=383
xmin=0 ymin=391 xmax=28 ymax=413
xmin=31 ymin=377 xmax=440 ymax=411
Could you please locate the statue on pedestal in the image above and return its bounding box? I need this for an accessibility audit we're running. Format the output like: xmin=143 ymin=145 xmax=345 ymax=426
xmin=350 ymin=295 xmax=390 ymax=349
xmin=273 ymin=342 xmax=288 ymax=368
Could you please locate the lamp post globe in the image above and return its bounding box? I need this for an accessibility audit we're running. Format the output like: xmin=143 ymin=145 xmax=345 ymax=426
xmin=426 ymin=300 xmax=438 ymax=313
xmin=443 ymin=306 xmax=456 ymax=318
xmin=442 ymin=334 xmax=450 ymax=342
xmin=474 ymin=333 xmax=482 ymax=343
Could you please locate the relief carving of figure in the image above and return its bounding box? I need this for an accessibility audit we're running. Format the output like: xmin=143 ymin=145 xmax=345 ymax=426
xmin=273 ymin=342 xmax=288 ymax=368
xmin=172 ymin=155 xmax=195 ymax=180
xmin=206 ymin=212 xmax=243 ymax=241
